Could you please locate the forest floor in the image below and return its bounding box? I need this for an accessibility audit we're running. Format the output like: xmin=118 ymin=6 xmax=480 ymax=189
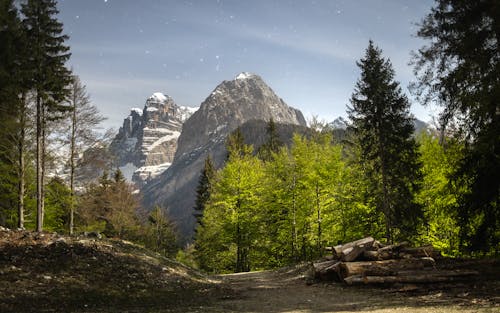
xmin=0 ymin=228 xmax=499 ymax=312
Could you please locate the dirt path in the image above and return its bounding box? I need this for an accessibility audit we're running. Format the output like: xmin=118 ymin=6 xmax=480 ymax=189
xmin=184 ymin=267 xmax=499 ymax=313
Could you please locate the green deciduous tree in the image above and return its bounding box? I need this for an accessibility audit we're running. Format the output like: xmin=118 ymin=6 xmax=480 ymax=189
xmin=44 ymin=176 xmax=71 ymax=233
xmin=416 ymin=132 xmax=464 ymax=256
xmin=413 ymin=0 xmax=500 ymax=254
xmin=64 ymin=75 xmax=105 ymax=235
xmin=196 ymin=132 xmax=264 ymax=273
xmin=348 ymin=40 xmax=423 ymax=243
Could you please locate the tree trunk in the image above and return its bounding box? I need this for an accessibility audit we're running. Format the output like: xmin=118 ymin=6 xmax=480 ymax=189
xmin=17 ymin=94 xmax=26 ymax=229
xmin=316 ymin=182 xmax=322 ymax=257
xmin=344 ymin=269 xmax=478 ymax=285
xmin=333 ymin=237 xmax=375 ymax=262
xmin=339 ymin=257 xmax=436 ymax=278
xmin=69 ymin=89 xmax=77 ymax=235
xmin=36 ymin=94 xmax=43 ymax=232
xmin=313 ymin=260 xmax=342 ymax=282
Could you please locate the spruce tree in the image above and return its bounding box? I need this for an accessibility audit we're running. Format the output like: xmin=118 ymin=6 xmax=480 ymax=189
xmin=348 ymin=40 xmax=422 ymax=243
xmin=193 ymin=155 xmax=215 ymax=227
xmin=258 ymin=118 xmax=282 ymax=161
xmin=21 ymin=0 xmax=72 ymax=232
xmin=413 ymin=0 xmax=499 ymax=253
xmin=0 ymin=0 xmax=24 ymax=227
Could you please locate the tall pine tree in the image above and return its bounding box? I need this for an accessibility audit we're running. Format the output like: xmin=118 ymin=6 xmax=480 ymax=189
xmin=348 ymin=41 xmax=423 ymax=243
xmin=193 ymin=155 xmax=215 ymax=227
xmin=21 ymin=0 xmax=72 ymax=232
xmin=413 ymin=0 xmax=499 ymax=254
xmin=0 ymin=0 xmax=24 ymax=227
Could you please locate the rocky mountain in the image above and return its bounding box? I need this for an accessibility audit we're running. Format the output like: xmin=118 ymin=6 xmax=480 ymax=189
xmin=109 ymin=93 xmax=197 ymax=187
xmin=141 ymin=72 xmax=307 ymax=241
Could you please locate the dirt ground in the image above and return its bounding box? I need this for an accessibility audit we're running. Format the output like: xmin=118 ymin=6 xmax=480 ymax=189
xmin=1 ymin=229 xmax=498 ymax=313
xmin=183 ymin=266 xmax=500 ymax=313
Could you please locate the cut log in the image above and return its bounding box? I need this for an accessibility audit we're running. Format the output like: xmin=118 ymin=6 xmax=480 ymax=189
xmin=313 ymin=260 xmax=342 ymax=281
xmin=339 ymin=257 xmax=436 ymax=278
xmin=333 ymin=237 xmax=375 ymax=262
xmin=344 ymin=269 xmax=479 ymax=285
xmin=362 ymin=250 xmax=393 ymax=261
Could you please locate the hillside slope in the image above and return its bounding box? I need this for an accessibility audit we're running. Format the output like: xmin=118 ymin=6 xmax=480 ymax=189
xmin=0 ymin=229 xmax=224 ymax=312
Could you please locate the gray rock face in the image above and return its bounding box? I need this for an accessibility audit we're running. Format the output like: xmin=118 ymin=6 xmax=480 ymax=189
xmin=109 ymin=93 xmax=197 ymax=186
xmin=141 ymin=72 xmax=307 ymax=242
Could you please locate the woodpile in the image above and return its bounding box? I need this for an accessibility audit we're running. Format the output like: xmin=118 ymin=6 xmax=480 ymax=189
xmin=314 ymin=237 xmax=478 ymax=285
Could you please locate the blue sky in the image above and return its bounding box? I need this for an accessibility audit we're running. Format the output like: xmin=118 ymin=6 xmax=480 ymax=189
xmin=57 ymin=0 xmax=437 ymax=130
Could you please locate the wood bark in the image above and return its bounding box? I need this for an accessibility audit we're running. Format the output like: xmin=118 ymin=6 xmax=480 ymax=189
xmin=339 ymin=257 xmax=436 ymax=278
xmin=344 ymin=269 xmax=479 ymax=285
xmin=69 ymin=84 xmax=77 ymax=235
xmin=36 ymin=94 xmax=43 ymax=232
xmin=333 ymin=237 xmax=375 ymax=261
xmin=17 ymin=94 xmax=26 ymax=229
xmin=313 ymin=260 xmax=342 ymax=282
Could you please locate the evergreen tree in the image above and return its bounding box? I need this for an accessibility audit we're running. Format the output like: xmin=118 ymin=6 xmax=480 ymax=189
xmin=78 ymin=169 xmax=140 ymax=238
xmin=21 ymin=0 xmax=72 ymax=232
xmin=146 ymin=206 xmax=178 ymax=257
xmin=193 ymin=155 xmax=215 ymax=227
xmin=348 ymin=41 xmax=423 ymax=243
xmin=413 ymin=0 xmax=499 ymax=254
xmin=226 ymin=127 xmax=245 ymax=159
xmin=0 ymin=0 xmax=27 ymax=228
xmin=258 ymin=117 xmax=282 ymax=161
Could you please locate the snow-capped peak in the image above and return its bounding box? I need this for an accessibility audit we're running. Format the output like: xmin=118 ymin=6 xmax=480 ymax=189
xmin=131 ymin=107 xmax=143 ymax=116
xmin=149 ymin=92 xmax=167 ymax=102
xmin=235 ymin=72 xmax=255 ymax=80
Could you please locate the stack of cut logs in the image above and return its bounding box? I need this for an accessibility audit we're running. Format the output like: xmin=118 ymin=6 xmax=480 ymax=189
xmin=314 ymin=237 xmax=478 ymax=285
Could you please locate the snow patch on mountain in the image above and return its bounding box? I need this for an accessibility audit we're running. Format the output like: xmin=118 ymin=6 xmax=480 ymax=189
xmin=110 ymin=92 xmax=197 ymax=187
xmin=235 ymin=72 xmax=254 ymax=80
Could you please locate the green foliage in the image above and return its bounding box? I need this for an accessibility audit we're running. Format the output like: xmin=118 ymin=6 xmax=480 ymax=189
xmin=196 ymin=131 xmax=373 ymax=272
xmin=258 ymin=117 xmax=283 ymax=161
xmin=196 ymin=136 xmax=265 ymax=273
xmin=143 ymin=206 xmax=178 ymax=257
xmin=176 ymin=244 xmax=198 ymax=269
xmin=78 ymin=170 xmax=141 ymax=239
xmin=193 ymin=155 xmax=215 ymax=226
xmin=416 ymin=132 xmax=464 ymax=256
xmin=348 ymin=40 xmax=423 ymax=243
xmin=44 ymin=177 xmax=71 ymax=233
xmin=414 ymin=0 xmax=500 ymax=254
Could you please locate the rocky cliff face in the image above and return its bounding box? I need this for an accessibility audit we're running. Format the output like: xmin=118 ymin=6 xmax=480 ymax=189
xmin=141 ymin=73 xmax=307 ymax=241
xmin=109 ymin=93 xmax=197 ymax=187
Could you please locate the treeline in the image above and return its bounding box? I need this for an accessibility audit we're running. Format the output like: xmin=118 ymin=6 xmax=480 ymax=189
xmin=194 ymin=0 xmax=500 ymax=272
xmin=0 ymin=0 xmax=178 ymax=257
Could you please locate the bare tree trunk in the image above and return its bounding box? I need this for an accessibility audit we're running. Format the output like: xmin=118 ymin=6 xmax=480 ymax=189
xmin=69 ymin=86 xmax=77 ymax=235
xmin=316 ymin=182 xmax=322 ymax=257
xmin=36 ymin=94 xmax=43 ymax=232
xmin=17 ymin=93 xmax=26 ymax=229
xmin=40 ymin=105 xmax=46 ymax=229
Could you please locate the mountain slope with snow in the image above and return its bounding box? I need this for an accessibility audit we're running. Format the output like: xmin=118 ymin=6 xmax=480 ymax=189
xmin=141 ymin=72 xmax=307 ymax=241
xmin=109 ymin=93 xmax=197 ymax=186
